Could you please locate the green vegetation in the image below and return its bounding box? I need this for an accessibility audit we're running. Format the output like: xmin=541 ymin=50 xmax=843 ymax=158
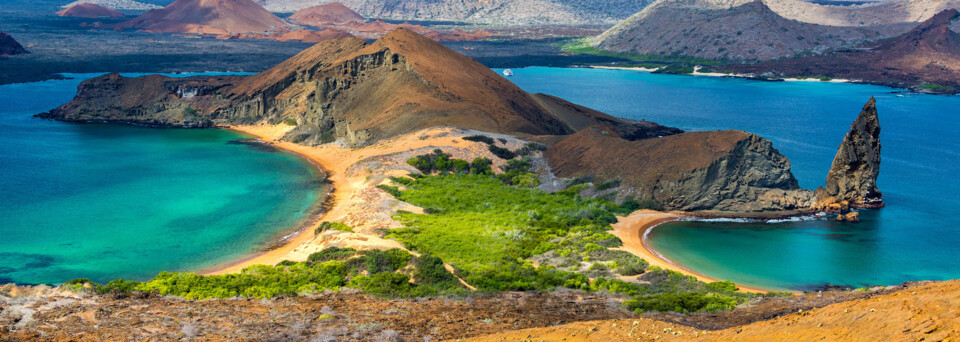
xmin=406 ymin=149 xmax=493 ymax=176
xmin=183 ymin=106 xmax=198 ymax=117
xmin=74 ymin=149 xmax=768 ymax=314
xmin=120 ymin=248 xmax=464 ymax=300
xmin=488 ymin=145 xmax=516 ymax=160
xmin=917 ymin=82 xmax=958 ymax=93
xmin=315 ymin=221 xmax=354 ymax=235
xmin=463 ymin=135 xmax=496 ymax=144
xmin=652 ymin=65 xmax=695 ymax=75
xmin=283 ymin=117 xmax=298 ymax=126
xmin=561 ymin=39 xmax=725 ymax=66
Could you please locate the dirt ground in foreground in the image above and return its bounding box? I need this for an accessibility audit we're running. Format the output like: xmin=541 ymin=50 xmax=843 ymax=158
xmin=463 ymin=280 xmax=960 ymax=342
xmin=2 ymin=281 xmax=936 ymax=342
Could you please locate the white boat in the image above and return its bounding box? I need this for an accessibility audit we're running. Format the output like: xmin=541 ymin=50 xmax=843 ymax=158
xmin=503 ymin=69 xmax=514 ymax=77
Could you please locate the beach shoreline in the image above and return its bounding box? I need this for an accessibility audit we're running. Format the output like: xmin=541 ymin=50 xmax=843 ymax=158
xmin=198 ymin=126 xmax=338 ymax=275
xmin=589 ymin=65 xmax=855 ymax=83
xmin=612 ymin=210 xmax=782 ymax=294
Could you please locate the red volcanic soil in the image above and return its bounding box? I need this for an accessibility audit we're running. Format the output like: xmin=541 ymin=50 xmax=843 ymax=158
xmin=725 ymin=9 xmax=960 ymax=92
xmin=288 ymin=2 xmax=364 ymax=26
xmin=56 ymin=3 xmax=125 ymax=18
xmin=116 ymin=0 xmax=290 ymax=35
xmin=0 ymin=31 xmax=29 ymax=56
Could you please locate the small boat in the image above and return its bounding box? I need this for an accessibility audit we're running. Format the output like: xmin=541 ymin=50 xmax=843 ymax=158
xmin=503 ymin=69 xmax=514 ymax=77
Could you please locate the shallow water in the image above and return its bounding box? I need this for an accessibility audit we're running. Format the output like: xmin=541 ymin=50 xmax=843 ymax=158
xmin=0 ymin=73 xmax=324 ymax=285
xmin=499 ymin=67 xmax=960 ymax=290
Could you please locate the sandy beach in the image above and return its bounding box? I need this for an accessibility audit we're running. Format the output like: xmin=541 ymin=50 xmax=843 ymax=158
xmin=203 ymin=125 xmax=531 ymax=275
xmin=590 ymin=65 xmax=854 ymax=83
xmin=612 ymin=210 xmax=771 ymax=293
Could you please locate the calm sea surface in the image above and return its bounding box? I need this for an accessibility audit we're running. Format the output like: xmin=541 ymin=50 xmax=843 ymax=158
xmin=0 ymin=73 xmax=324 ymax=285
xmin=499 ymin=67 xmax=960 ymax=290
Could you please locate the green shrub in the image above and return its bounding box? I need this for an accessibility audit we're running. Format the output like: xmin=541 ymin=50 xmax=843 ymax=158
xmin=595 ymin=179 xmax=621 ymax=191
xmin=488 ymin=145 xmax=516 ymax=160
xmin=97 ymin=279 xmax=140 ymax=294
xmin=378 ymin=184 xmax=402 ymax=197
xmin=315 ymin=222 xmax=354 ymax=235
xmin=707 ymin=281 xmax=739 ymax=292
xmin=363 ymin=249 xmax=412 ymax=274
xmin=283 ymin=117 xmax=298 ymax=126
xmin=463 ymin=135 xmax=496 ymax=144
xmin=308 ymin=247 xmax=358 ymax=263
xmin=413 ymin=254 xmax=461 ymax=290
xmin=470 ymin=158 xmax=493 ymax=175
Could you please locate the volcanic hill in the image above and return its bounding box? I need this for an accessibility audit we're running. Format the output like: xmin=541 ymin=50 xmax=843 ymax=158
xmin=593 ymin=0 xmax=909 ymax=60
xmin=254 ymin=0 xmax=655 ymax=25
xmin=725 ymin=9 xmax=960 ymax=91
xmin=41 ymin=29 xmax=642 ymax=146
xmin=56 ymin=3 xmax=126 ymax=18
xmin=116 ymin=0 xmax=291 ymax=35
xmin=0 ymin=32 xmax=29 ymax=56
xmin=288 ymin=2 xmax=365 ymax=26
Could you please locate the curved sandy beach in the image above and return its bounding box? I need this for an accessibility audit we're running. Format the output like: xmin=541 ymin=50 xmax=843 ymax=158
xmin=612 ymin=210 xmax=771 ymax=293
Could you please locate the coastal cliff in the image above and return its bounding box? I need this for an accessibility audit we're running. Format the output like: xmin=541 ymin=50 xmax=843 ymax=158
xmin=817 ymin=97 xmax=884 ymax=209
xmin=544 ymin=126 xmax=814 ymax=212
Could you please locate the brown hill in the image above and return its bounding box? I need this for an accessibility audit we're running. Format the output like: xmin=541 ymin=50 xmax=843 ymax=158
xmin=0 ymin=31 xmax=29 ymax=56
xmin=56 ymin=3 xmax=125 ymax=18
xmin=40 ymin=29 xmax=642 ymax=147
xmin=593 ymin=0 xmax=909 ymax=60
xmin=465 ymin=280 xmax=960 ymax=341
xmin=544 ymin=126 xmax=814 ymax=212
xmin=288 ymin=2 xmax=365 ymax=26
xmin=725 ymin=9 xmax=960 ymax=91
xmin=115 ymin=0 xmax=290 ymax=35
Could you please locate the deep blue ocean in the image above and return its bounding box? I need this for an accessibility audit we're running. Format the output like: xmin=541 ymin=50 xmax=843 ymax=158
xmin=499 ymin=67 xmax=960 ymax=291
xmin=0 ymin=73 xmax=324 ymax=285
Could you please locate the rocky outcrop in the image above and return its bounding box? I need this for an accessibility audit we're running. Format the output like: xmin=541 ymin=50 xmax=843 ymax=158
xmin=56 ymin=3 xmax=125 ymax=18
xmin=817 ymin=97 xmax=883 ymax=209
xmin=544 ymin=126 xmax=815 ymax=212
xmin=0 ymin=32 xmax=29 ymax=56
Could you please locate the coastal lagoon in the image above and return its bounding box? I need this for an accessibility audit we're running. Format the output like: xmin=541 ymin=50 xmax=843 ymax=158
xmin=0 ymin=73 xmax=324 ymax=285
xmin=500 ymin=67 xmax=960 ymax=291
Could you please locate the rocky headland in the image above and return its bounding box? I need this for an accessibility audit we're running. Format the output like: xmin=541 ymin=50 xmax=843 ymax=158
xmin=0 ymin=32 xmax=28 ymax=56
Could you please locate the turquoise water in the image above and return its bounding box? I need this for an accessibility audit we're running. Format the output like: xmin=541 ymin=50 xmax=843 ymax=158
xmin=499 ymin=67 xmax=960 ymax=291
xmin=0 ymin=73 xmax=324 ymax=285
